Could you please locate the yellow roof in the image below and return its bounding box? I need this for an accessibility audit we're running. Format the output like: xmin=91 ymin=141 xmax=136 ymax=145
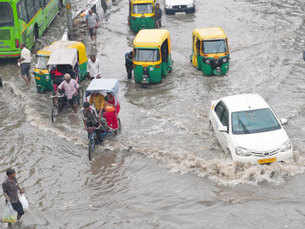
xmin=133 ymin=29 xmax=170 ymax=48
xmin=193 ymin=27 xmax=227 ymax=40
xmin=37 ymin=40 xmax=88 ymax=64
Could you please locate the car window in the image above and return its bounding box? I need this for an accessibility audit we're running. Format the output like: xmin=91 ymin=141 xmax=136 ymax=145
xmin=215 ymin=102 xmax=228 ymax=127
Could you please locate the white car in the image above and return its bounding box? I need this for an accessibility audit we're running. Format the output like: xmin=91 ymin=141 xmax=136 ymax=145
xmin=165 ymin=0 xmax=195 ymax=14
xmin=209 ymin=94 xmax=293 ymax=165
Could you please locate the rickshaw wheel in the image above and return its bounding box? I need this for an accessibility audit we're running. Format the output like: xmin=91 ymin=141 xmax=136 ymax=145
xmin=51 ymin=107 xmax=57 ymax=123
xmin=78 ymin=87 xmax=84 ymax=105
xmin=114 ymin=118 xmax=122 ymax=135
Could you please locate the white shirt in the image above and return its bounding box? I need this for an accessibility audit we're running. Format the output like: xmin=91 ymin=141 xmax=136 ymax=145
xmin=20 ymin=47 xmax=32 ymax=64
xmin=88 ymin=58 xmax=102 ymax=78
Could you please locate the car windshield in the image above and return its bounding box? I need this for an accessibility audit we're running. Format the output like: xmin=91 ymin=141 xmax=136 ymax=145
xmin=203 ymin=40 xmax=226 ymax=54
xmin=232 ymin=108 xmax=281 ymax=135
xmin=133 ymin=3 xmax=153 ymax=14
xmin=135 ymin=49 xmax=160 ymax=62
xmin=0 ymin=3 xmax=14 ymax=27
xmin=36 ymin=55 xmax=49 ymax=69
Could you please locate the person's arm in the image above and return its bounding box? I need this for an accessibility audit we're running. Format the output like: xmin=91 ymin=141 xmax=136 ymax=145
xmin=83 ymin=119 xmax=88 ymax=130
xmin=16 ymin=182 xmax=24 ymax=194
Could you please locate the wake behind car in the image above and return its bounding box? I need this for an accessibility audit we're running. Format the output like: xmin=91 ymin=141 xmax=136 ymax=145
xmin=165 ymin=0 xmax=195 ymax=14
xmin=209 ymin=94 xmax=293 ymax=165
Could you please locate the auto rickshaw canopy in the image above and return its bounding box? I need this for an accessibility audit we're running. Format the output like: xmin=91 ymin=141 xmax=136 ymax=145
xmin=133 ymin=29 xmax=170 ymax=49
xmin=37 ymin=40 xmax=88 ymax=65
xmin=193 ymin=27 xmax=227 ymax=41
xmin=86 ymin=78 xmax=119 ymax=96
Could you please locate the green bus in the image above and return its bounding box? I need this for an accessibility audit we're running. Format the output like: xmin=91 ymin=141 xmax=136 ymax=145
xmin=0 ymin=0 xmax=64 ymax=58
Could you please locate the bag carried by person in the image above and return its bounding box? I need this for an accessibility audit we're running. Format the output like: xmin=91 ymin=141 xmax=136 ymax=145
xmin=19 ymin=194 xmax=29 ymax=210
xmin=2 ymin=203 xmax=17 ymax=223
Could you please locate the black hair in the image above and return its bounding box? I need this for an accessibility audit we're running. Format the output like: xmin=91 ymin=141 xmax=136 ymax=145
xmin=83 ymin=102 xmax=90 ymax=108
xmin=6 ymin=168 xmax=16 ymax=176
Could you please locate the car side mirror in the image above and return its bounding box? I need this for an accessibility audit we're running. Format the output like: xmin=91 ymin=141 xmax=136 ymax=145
xmin=281 ymin=118 xmax=288 ymax=125
xmin=218 ymin=125 xmax=228 ymax=133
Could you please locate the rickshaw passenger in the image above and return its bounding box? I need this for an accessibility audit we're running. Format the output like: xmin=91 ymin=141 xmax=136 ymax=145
xmin=89 ymin=92 xmax=105 ymax=118
xmin=57 ymin=73 xmax=79 ymax=113
xmin=105 ymin=92 xmax=120 ymax=114
xmin=103 ymin=104 xmax=118 ymax=129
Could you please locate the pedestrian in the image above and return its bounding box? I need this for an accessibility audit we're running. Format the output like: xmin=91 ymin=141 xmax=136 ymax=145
xmin=86 ymin=9 xmax=99 ymax=41
xmin=2 ymin=168 xmax=25 ymax=224
xmin=87 ymin=54 xmax=102 ymax=79
xmin=125 ymin=51 xmax=133 ymax=79
xmin=18 ymin=44 xmax=32 ymax=86
xmin=155 ymin=3 xmax=162 ymax=28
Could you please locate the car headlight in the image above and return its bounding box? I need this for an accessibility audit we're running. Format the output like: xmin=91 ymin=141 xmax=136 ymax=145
xmin=235 ymin=147 xmax=252 ymax=157
xmin=222 ymin=57 xmax=228 ymax=63
xmin=280 ymin=140 xmax=292 ymax=152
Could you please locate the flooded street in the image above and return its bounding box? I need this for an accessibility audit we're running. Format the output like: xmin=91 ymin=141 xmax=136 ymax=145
xmin=1 ymin=0 xmax=305 ymax=228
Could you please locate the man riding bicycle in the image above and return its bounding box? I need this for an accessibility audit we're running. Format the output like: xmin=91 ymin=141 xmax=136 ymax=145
xmin=82 ymin=102 xmax=106 ymax=143
xmin=57 ymin=73 xmax=79 ymax=113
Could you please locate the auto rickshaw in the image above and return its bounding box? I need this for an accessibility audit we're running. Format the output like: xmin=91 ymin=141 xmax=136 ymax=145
xmin=85 ymin=78 xmax=121 ymax=160
xmin=191 ymin=27 xmax=230 ymax=76
xmin=133 ymin=29 xmax=173 ymax=84
xmin=33 ymin=40 xmax=88 ymax=93
xmin=128 ymin=0 xmax=157 ymax=32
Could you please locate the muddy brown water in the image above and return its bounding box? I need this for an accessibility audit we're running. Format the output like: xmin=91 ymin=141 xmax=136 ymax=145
xmin=1 ymin=0 xmax=305 ymax=228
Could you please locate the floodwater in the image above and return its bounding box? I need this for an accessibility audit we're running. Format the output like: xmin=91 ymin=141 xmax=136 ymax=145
xmin=1 ymin=0 xmax=305 ymax=228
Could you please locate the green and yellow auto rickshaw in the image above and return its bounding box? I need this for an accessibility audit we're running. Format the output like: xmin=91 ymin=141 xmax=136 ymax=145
xmin=191 ymin=27 xmax=230 ymax=76
xmin=128 ymin=0 xmax=157 ymax=32
xmin=133 ymin=29 xmax=173 ymax=84
xmin=33 ymin=40 xmax=88 ymax=93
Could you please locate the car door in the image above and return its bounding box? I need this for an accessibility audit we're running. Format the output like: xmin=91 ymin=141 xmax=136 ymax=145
xmin=211 ymin=101 xmax=228 ymax=150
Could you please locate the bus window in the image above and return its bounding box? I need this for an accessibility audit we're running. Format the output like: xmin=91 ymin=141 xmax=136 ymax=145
xmin=26 ymin=0 xmax=36 ymax=21
xmin=17 ymin=0 xmax=28 ymax=22
xmin=0 ymin=2 xmax=14 ymax=27
xmin=34 ymin=0 xmax=40 ymax=12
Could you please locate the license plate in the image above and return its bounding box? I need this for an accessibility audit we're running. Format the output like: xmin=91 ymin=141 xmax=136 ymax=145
xmin=258 ymin=157 xmax=276 ymax=164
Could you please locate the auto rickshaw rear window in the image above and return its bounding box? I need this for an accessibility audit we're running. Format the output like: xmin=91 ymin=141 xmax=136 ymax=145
xmin=0 ymin=2 xmax=14 ymax=27
xmin=36 ymin=55 xmax=49 ymax=69
xmin=133 ymin=3 xmax=153 ymax=14
xmin=135 ymin=48 xmax=160 ymax=62
xmin=203 ymin=40 xmax=227 ymax=54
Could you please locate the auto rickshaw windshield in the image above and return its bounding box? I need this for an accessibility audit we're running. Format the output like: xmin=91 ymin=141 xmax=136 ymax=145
xmin=203 ymin=39 xmax=227 ymax=54
xmin=135 ymin=48 xmax=160 ymax=62
xmin=133 ymin=3 xmax=153 ymax=14
xmin=36 ymin=55 xmax=49 ymax=69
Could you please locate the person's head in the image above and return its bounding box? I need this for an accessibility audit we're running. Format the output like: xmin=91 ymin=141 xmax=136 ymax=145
xmin=89 ymin=9 xmax=93 ymax=15
xmin=128 ymin=51 xmax=133 ymax=58
xmin=6 ymin=168 xmax=16 ymax=178
xmin=83 ymin=101 xmax=90 ymax=111
xmin=64 ymin=73 xmax=71 ymax=82
xmin=90 ymin=55 xmax=96 ymax=62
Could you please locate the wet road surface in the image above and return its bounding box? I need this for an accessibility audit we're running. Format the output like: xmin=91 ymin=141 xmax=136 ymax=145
xmin=1 ymin=0 xmax=305 ymax=228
